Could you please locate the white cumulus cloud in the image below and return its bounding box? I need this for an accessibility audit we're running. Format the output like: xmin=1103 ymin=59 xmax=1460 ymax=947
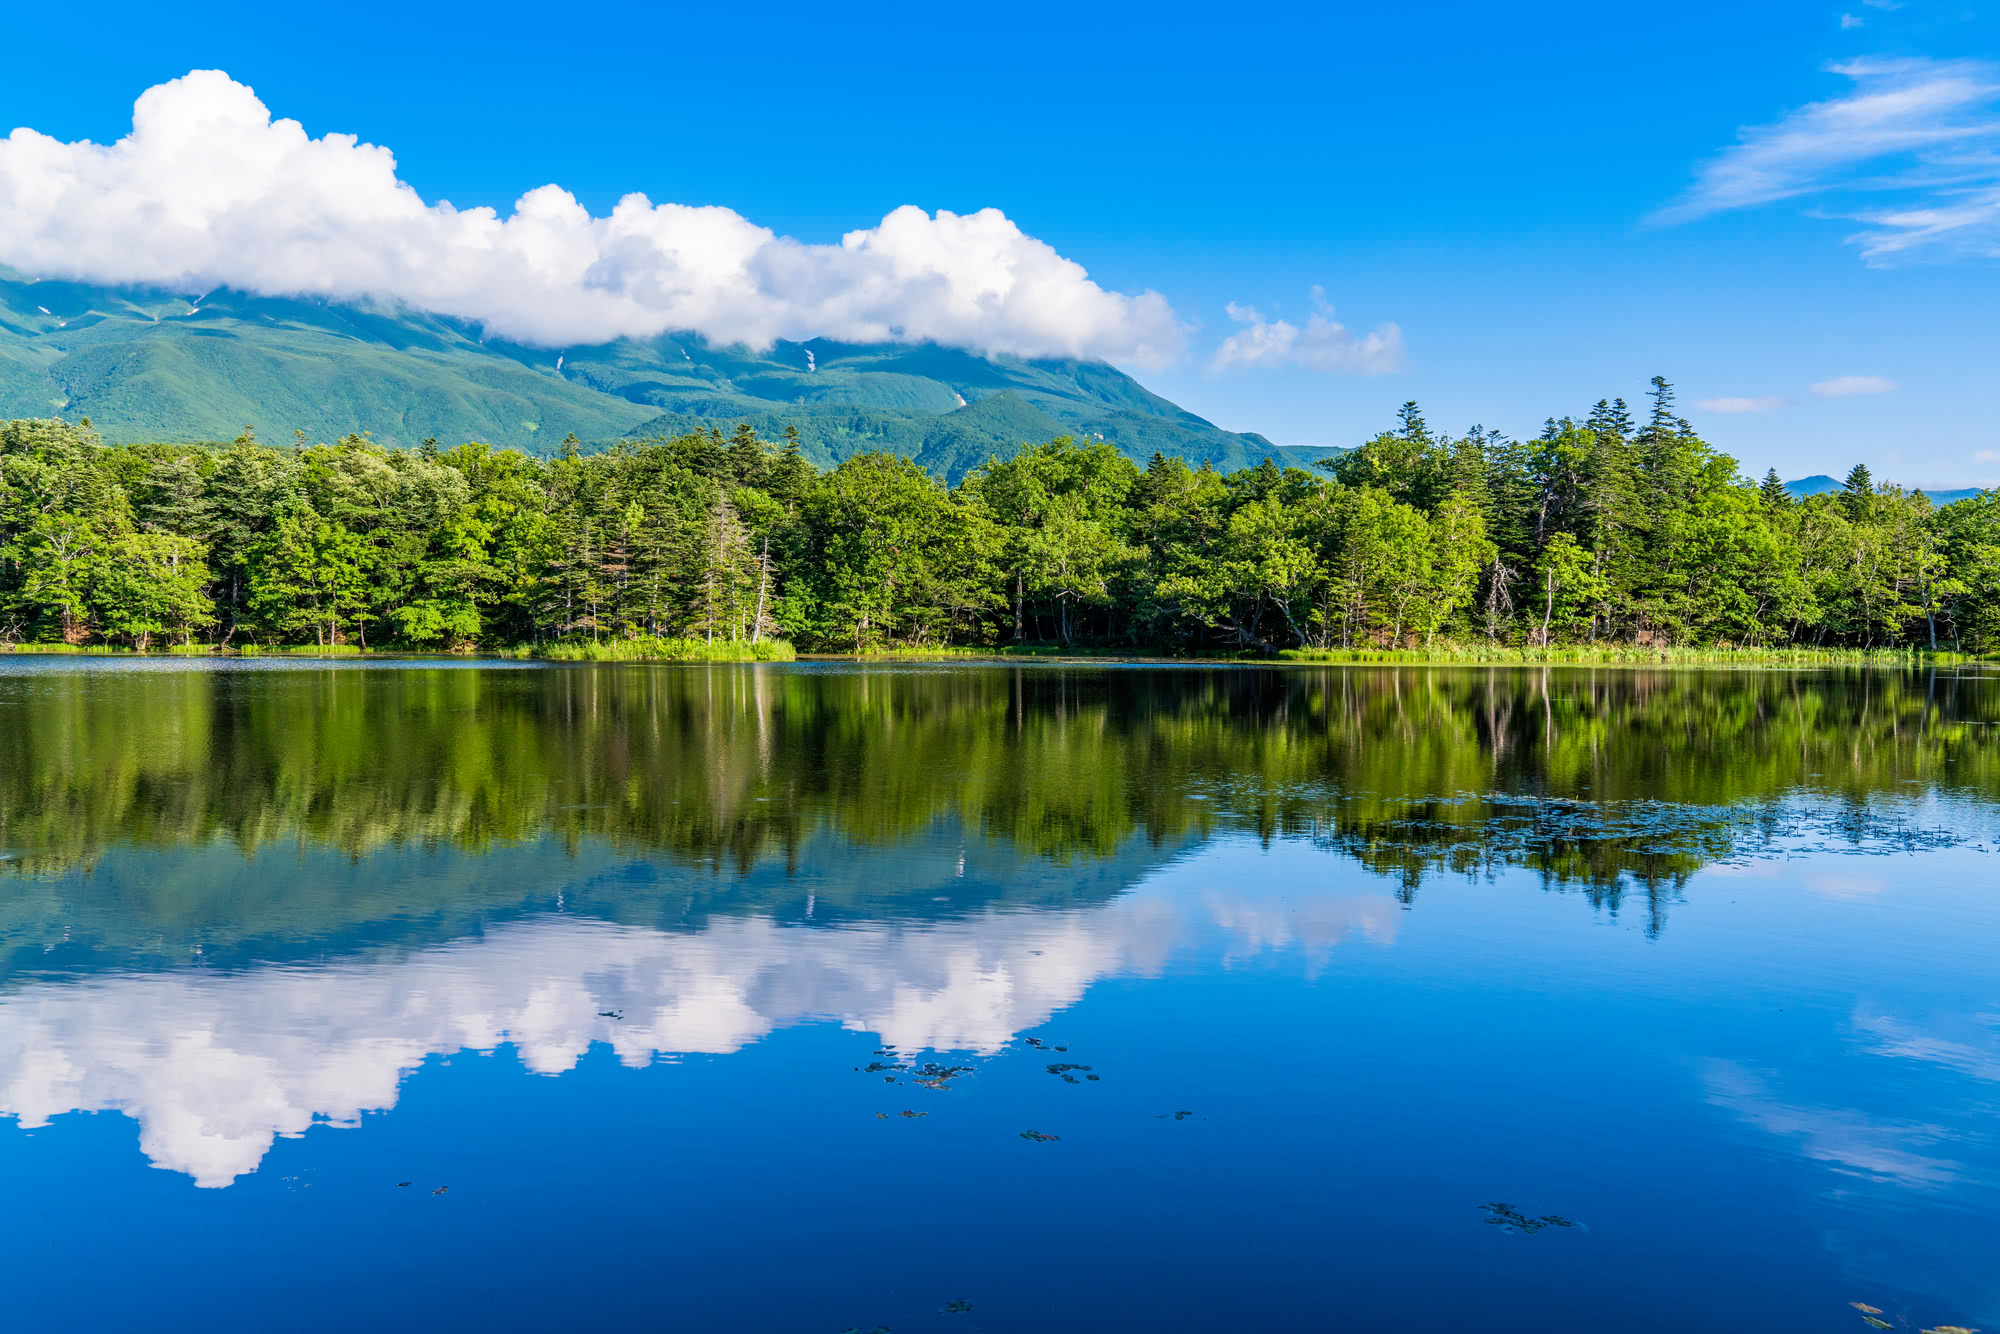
xmin=0 ymin=70 xmax=1185 ymax=364
xmin=1698 ymin=395 xmax=1790 ymax=414
xmin=1813 ymin=374 xmax=1898 ymax=396
xmin=0 ymin=885 xmax=1397 ymax=1186
xmin=1653 ymin=58 xmax=2000 ymax=262
xmin=1209 ymin=286 xmax=1403 ymax=375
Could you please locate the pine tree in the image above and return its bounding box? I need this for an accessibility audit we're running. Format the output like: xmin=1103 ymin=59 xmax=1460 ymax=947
xmin=1446 ymin=426 xmax=1496 ymax=525
xmin=1643 ymin=377 xmax=1677 ymax=444
xmin=135 ymin=453 xmax=216 ymax=541
xmin=701 ymin=492 xmax=756 ymax=642
xmin=1759 ymin=469 xmax=1791 ymax=510
xmin=1395 ymin=401 xmax=1430 ymax=444
xmin=726 ymin=422 xmax=763 ymax=484
xmin=1839 ymin=463 xmax=1876 ymax=522
xmin=682 ymin=427 xmax=727 ymax=479
xmin=1582 ymin=417 xmax=1644 ymax=639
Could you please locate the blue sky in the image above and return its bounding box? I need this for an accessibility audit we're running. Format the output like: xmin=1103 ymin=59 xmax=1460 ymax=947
xmin=2 ymin=0 xmax=1996 ymax=485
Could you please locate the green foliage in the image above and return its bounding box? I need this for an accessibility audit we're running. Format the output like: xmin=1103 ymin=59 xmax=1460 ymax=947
xmin=0 ymin=394 xmax=1994 ymax=656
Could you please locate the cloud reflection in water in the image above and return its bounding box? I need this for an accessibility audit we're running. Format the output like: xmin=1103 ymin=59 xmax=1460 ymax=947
xmin=0 ymin=885 xmax=1397 ymax=1187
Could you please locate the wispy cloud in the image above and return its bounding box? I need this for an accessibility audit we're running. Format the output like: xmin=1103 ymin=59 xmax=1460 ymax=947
xmin=1655 ymin=58 xmax=2000 ymax=261
xmin=1698 ymin=395 xmax=1789 ymax=413
xmin=1841 ymin=13 xmax=1865 ymax=29
xmin=1813 ymin=374 xmax=1898 ymax=396
xmin=1211 ymin=286 xmax=1404 ymax=375
xmin=1852 ymin=1010 xmax=2000 ymax=1083
xmin=1705 ymin=1061 xmax=1960 ymax=1188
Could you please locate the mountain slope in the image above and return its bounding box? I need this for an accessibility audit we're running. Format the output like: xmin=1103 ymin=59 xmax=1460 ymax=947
xmin=0 ymin=272 xmax=1334 ymax=479
xmin=1784 ymin=474 xmax=1982 ymax=505
xmin=0 ymin=275 xmax=658 ymax=446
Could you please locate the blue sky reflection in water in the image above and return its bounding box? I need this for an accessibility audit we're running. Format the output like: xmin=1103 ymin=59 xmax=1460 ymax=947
xmin=0 ymin=661 xmax=1996 ymax=1332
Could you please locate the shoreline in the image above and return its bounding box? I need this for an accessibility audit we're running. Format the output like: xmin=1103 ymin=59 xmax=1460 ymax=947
xmin=1 ymin=642 xmax=1989 ymax=669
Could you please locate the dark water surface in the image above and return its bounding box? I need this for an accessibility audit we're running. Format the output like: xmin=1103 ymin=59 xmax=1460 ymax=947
xmin=1 ymin=660 xmax=1996 ymax=1331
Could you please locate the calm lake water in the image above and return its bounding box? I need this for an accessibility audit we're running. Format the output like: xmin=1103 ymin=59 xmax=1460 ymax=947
xmin=2 ymin=659 xmax=1996 ymax=1332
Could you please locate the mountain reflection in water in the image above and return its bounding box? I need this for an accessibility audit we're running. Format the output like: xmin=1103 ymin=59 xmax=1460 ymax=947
xmin=1 ymin=661 xmax=1994 ymax=949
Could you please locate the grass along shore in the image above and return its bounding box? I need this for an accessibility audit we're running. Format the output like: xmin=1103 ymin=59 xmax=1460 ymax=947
xmin=0 ymin=637 xmax=796 ymax=663
xmin=530 ymin=636 xmax=795 ymax=662
xmin=823 ymin=641 xmax=1986 ymax=666
xmin=0 ymin=639 xmax=1983 ymax=667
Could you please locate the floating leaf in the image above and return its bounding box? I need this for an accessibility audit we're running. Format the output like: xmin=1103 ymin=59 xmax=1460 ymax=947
xmin=1861 ymin=1319 xmax=1893 ymax=1330
xmin=1853 ymin=1307 xmax=1884 ymax=1316
xmin=1921 ymin=1327 xmax=1978 ymax=1333
xmin=941 ymin=1298 xmax=973 ymax=1314
xmin=1019 ymin=1130 xmax=1060 ymax=1142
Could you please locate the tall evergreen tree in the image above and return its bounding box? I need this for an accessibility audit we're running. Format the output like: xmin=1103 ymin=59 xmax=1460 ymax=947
xmin=1759 ymin=469 xmax=1792 ymax=511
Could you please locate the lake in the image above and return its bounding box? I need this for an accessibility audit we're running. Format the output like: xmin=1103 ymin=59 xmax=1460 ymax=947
xmin=1 ymin=659 xmax=1995 ymax=1332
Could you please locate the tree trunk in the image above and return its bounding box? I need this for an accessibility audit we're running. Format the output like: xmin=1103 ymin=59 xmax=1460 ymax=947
xmin=752 ymin=535 xmax=770 ymax=644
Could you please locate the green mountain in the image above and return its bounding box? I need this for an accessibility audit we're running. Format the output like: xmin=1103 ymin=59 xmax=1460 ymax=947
xmin=0 ymin=272 xmax=1337 ymax=479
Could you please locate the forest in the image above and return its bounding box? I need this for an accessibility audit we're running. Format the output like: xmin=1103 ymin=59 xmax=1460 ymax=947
xmin=1 ymin=377 xmax=1995 ymax=655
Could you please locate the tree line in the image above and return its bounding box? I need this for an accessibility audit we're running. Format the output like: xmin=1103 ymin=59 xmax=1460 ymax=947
xmin=2 ymin=377 xmax=1996 ymax=653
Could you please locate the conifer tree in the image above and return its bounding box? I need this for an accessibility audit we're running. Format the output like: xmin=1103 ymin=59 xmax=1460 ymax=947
xmin=1759 ymin=469 xmax=1791 ymax=511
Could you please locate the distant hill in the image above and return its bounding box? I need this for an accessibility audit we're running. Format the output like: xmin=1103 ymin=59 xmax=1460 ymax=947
xmin=1785 ymin=474 xmax=1984 ymax=506
xmin=0 ymin=271 xmax=1338 ymax=480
